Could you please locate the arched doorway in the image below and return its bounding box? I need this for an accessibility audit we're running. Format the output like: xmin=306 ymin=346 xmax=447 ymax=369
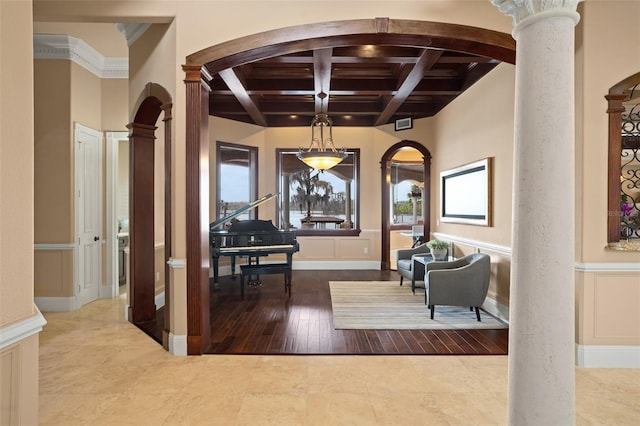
xmin=381 ymin=141 xmax=432 ymax=271
xmin=128 ymin=82 xmax=173 ymax=349
xmin=183 ymin=18 xmax=516 ymax=354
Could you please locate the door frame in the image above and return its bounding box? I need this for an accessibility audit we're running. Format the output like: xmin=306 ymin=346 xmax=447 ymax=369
xmin=105 ymin=131 xmax=128 ymax=299
xmin=380 ymin=140 xmax=432 ymax=270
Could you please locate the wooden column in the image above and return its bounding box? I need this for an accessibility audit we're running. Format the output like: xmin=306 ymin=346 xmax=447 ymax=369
xmin=606 ymin=94 xmax=627 ymax=242
xmin=128 ymin=123 xmax=156 ymax=322
xmin=161 ymin=103 xmax=173 ymax=350
xmin=183 ymin=65 xmax=211 ymax=355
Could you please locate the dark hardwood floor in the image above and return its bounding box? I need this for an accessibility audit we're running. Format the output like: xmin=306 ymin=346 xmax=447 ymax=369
xmin=136 ymin=269 xmax=508 ymax=355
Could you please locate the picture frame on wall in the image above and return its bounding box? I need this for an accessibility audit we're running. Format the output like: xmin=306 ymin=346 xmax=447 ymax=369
xmin=440 ymin=157 xmax=492 ymax=226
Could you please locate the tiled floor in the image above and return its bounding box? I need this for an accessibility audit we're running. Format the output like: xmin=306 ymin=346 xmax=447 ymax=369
xmin=39 ymin=296 xmax=640 ymax=425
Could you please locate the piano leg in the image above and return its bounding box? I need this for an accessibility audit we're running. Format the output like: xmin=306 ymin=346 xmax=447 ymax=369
xmin=247 ymin=256 xmax=262 ymax=286
xmin=230 ymin=255 xmax=237 ymax=279
xmin=212 ymin=257 xmax=221 ymax=291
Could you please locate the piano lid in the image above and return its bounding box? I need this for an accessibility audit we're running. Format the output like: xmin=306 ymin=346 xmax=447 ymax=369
xmin=210 ymin=193 xmax=278 ymax=230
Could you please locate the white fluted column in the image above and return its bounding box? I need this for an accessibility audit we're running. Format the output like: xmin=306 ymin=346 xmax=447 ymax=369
xmin=491 ymin=1 xmax=580 ymax=425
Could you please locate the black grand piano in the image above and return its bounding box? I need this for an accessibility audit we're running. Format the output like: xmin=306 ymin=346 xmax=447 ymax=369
xmin=210 ymin=193 xmax=299 ymax=285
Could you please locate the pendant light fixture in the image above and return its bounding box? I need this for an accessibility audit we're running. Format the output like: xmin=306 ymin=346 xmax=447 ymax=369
xmin=297 ymin=92 xmax=347 ymax=170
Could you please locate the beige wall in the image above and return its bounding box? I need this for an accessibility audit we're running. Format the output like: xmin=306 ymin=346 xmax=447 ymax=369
xmin=34 ymin=60 xmax=105 ymax=299
xmin=431 ymin=63 xmax=516 ymax=247
xmin=578 ymin=1 xmax=640 ymax=262
xmin=574 ymin=1 xmax=640 ymax=349
xmin=71 ymin=62 xmax=102 ymax=130
xmin=34 ymin=60 xmax=73 ymax=244
xmin=102 ymin=79 xmax=129 ymax=131
xmin=1 ymin=1 xmax=40 ymax=424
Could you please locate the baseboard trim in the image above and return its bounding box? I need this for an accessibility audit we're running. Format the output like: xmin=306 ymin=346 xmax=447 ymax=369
xmin=0 ymin=305 xmax=48 ymax=350
xmin=293 ymin=260 xmax=380 ymax=270
xmin=34 ymin=296 xmax=77 ymax=312
xmin=169 ymin=333 xmax=187 ymax=356
xmin=576 ymin=344 xmax=640 ymax=368
xmin=155 ymin=292 xmax=165 ymax=309
xmin=210 ymin=261 xmax=381 ymax=278
xmin=482 ymin=296 xmax=510 ymax=325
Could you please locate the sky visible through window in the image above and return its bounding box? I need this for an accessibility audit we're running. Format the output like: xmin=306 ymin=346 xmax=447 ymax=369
xmin=221 ymin=163 xmax=414 ymax=203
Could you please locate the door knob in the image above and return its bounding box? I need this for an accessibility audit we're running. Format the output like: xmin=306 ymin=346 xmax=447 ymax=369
xmin=94 ymin=236 xmax=99 ymax=241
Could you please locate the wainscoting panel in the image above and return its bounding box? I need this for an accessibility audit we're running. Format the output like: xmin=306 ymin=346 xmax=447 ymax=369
xmin=594 ymin=273 xmax=640 ymax=339
xmin=577 ymin=270 xmax=640 ymax=346
xmin=34 ymin=246 xmax=74 ymax=297
xmin=433 ymin=233 xmax=511 ymax=324
xmin=0 ymin=317 xmax=42 ymax=425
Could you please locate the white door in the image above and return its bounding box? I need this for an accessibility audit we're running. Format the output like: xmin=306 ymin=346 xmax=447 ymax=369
xmin=75 ymin=123 xmax=103 ymax=307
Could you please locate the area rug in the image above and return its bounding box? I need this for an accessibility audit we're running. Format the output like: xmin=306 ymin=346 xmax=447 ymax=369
xmin=329 ymin=281 xmax=508 ymax=330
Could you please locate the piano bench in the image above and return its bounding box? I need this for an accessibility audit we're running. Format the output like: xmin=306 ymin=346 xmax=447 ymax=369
xmin=239 ymin=263 xmax=292 ymax=300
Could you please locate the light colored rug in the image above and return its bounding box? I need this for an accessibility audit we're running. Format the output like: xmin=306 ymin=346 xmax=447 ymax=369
xmin=329 ymin=281 xmax=508 ymax=330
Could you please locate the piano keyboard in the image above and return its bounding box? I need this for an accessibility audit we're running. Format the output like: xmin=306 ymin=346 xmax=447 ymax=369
xmin=218 ymin=244 xmax=296 ymax=254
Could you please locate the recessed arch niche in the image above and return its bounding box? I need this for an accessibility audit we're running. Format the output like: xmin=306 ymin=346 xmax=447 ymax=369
xmin=128 ymin=82 xmax=173 ymax=350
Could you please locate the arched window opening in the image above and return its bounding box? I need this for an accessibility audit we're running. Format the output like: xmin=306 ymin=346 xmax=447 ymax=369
xmin=607 ymin=73 xmax=640 ymax=244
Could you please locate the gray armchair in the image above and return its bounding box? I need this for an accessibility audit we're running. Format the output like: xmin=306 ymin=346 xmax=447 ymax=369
xmin=424 ymin=253 xmax=491 ymax=321
xmin=396 ymin=243 xmax=430 ymax=293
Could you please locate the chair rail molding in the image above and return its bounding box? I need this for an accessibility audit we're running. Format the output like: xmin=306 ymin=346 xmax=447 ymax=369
xmin=34 ymin=243 xmax=75 ymax=250
xmin=432 ymin=232 xmax=512 ymax=256
xmin=575 ymin=262 xmax=640 ymax=272
xmin=0 ymin=306 xmax=47 ymax=350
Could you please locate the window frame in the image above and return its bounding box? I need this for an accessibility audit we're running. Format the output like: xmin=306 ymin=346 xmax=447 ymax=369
xmin=275 ymin=148 xmax=361 ymax=237
xmin=215 ymin=141 xmax=258 ymax=222
xmin=606 ymin=72 xmax=640 ymax=243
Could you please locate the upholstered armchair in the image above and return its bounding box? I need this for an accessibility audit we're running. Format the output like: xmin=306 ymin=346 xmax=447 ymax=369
xmin=424 ymin=253 xmax=491 ymax=321
xmin=396 ymin=243 xmax=430 ymax=293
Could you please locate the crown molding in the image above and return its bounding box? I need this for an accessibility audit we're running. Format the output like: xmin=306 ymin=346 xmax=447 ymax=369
xmin=115 ymin=23 xmax=151 ymax=47
xmin=33 ymin=33 xmax=128 ymax=79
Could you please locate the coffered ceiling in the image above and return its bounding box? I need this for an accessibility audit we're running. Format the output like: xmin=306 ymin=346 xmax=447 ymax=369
xmin=208 ymin=45 xmax=501 ymax=127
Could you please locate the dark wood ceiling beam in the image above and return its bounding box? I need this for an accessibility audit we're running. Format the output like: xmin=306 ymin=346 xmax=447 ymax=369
xmin=218 ymin=68 xmax=268 ymax=127
xmin=458 ymin=62 xmax=499 ymax=91
xmin=375 ymin=48 xmax=444 ymax=126
xmin=253 ymin=54 xmax=494 ymax=65
xmin=313 ymin=48 xmax=333 ymax=113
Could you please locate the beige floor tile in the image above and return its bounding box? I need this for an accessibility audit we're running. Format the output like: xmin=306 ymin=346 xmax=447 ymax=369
xmin=38 ymin=296 xmax=640 ymax=425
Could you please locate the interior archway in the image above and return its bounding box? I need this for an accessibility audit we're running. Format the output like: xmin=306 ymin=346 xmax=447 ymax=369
xmin=128 ymin=82 xmax=173 ymax=349
xmin=183 ymin=18 xmax=516 ymax=354
xmin=381 ymin=141 xmax=432 ymax=271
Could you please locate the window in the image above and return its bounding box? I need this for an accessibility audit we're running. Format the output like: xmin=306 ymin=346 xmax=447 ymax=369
xmin=216 ymin=142 xmax=258 ymax=222
xmin=390 ymin=161 xmax=425 ymax=226
xmin=276 ymin=149 xmax=360 ymax=236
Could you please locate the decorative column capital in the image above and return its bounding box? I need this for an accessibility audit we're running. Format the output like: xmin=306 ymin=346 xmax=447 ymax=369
xmin=492 ymin=0 xmax=581 ymax=26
